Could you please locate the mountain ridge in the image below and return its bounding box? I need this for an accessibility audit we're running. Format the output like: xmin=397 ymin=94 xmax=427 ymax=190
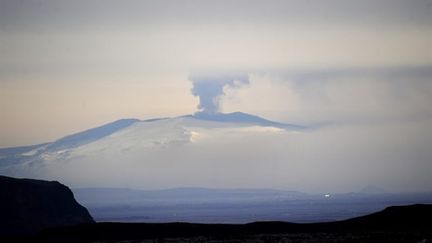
xmin=0 ymin=111 xmax=302 ymax=152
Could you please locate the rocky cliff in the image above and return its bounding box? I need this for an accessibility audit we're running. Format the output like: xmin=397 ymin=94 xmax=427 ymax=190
xmin=0 ymin=175 xmax=94 ymax=235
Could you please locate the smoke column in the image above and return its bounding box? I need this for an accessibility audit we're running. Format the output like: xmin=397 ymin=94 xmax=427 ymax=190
xmin=190 ymin=72 xmax=249 ymax=114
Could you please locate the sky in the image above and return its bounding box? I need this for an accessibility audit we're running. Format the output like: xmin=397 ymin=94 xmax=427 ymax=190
xmin=0 ymin=0 xmax=432 ymax=193
xmin=1 ymin=0 xmax=431 ymax=147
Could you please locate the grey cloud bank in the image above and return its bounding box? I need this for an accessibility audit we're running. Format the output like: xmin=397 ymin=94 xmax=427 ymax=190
xmin=1 ymin=0 xmax=431 ymax=32
xmin=222 ymin=67 xmax=432 ymax=125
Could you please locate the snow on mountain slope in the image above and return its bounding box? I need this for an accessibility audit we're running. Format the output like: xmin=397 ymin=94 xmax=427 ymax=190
xmin=45 ymin=118 xmax=140 ymax=151
xmin=0 ymin=119 xmax=140 ymax=163
xmin=190 ymin=112 xmax=305 ymax=129
xmin=34 ymin=116 xmax=293 ymax=163
xmin=0 ymin=112 xmax=304 ymax=189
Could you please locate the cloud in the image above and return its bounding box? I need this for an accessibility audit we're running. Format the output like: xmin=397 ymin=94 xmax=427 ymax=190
xmin=190 ymin=71 xmax=249 ymax=114
xmin=222 ymin=67 xmax=432 ymax=125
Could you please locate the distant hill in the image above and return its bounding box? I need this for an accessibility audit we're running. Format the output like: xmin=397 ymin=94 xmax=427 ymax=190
xmin=359 ymin=185 xmax=387 ymax=194
xmin=72 ymin=187 xmax=432 ymax=224
xmin=0 ymin=175 xmax=94 ymax=236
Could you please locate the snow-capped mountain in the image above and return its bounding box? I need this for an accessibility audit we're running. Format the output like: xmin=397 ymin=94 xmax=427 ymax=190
xmin=0 ymin=112 xmax=304 ymax=188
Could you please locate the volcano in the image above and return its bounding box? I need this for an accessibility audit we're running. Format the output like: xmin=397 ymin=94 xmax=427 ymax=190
xmin=0 ymin=112 xmax=304 ymax=188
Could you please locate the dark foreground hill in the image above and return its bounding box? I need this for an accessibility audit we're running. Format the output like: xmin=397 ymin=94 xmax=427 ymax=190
xmin=1 ymin=175 xmax=431 ymax=242
xmin=0 ymin=175 xmax=94 ymax=236
xmin=17 ymin=204 xmax=431 ymax=242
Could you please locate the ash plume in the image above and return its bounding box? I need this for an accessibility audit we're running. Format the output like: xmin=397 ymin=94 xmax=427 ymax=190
xmin=190 ymin=72 xmax=249 ymax=114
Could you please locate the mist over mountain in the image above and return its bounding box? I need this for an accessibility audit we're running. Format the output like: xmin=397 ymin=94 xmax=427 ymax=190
xmin=1 ymin=107 xmax=432 ymax=194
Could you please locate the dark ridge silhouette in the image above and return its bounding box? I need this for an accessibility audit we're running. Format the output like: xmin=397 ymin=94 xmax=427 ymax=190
xmin=27 ymin=204 xmax=431 ymax=242
xmin=334 ymin=204 xmax=432 ymax=230
xmin=0 ymin=175 xmax=94 ymax=236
